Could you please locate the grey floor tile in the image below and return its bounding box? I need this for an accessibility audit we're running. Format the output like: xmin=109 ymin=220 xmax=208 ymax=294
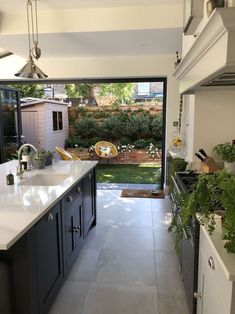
xmin=127 ymin=183 xmax=156 ymax=190
xmin=49 ymin=281 xmax=90 ymax=314
xmin=151 ymin=198 xmax=172 ymax=212
xmin=97 ymin=208 xmax=121 ymax=226
xmin=67 ymin=249 xmax=101 ymax=282
xmin=103 ymin=226 xmax=154 ymax=250
xmin=115 ymin=210 xmax=153 ymax=228
xmin=83 ymin=225 xmax=110 ymax=250
xmin=152 ymin=210 xmax=172 ymax=230
xmin=155 ymin=251 xmax=184 ymax=290
xmin=82 ymin=283 xmax=159 ymax=314
xmin=95 ymin=249 xmax=156 ymax=285
xmin=154 ymin=227 xmax=175 ymax=252
xmin=120 ymin=197 xmax=152 ymax=212
xmin=157 ymin=286 xmax=189 ymax=314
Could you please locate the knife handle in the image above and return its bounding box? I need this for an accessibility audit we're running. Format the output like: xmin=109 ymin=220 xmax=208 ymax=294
xmin=195 ymin=153 xmax=204 ymax=162
xmin=199 ymin=149 xmax=208 ymax=158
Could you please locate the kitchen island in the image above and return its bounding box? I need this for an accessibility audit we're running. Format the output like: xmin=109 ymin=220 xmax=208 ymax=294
xmin=0 ymin=160 xmax=97 ymax=314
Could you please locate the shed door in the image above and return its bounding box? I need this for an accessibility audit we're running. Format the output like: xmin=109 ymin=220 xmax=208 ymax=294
xmin=21 ymin=111 xmax=39 ymax=147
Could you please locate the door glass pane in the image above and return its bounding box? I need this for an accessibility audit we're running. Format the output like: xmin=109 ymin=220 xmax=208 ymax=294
xmin=0 ymin=89 xmax=19 ymax=161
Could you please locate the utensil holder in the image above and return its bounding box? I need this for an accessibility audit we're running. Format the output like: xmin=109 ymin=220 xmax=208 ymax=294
xmin=201 ymin=157 xmax=220 ymax=173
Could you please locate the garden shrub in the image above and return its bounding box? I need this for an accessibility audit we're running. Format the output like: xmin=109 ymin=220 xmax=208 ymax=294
xmin=75 ymin=116 xmax=100 ymax=140
xmin=133 ymin=139 xmax=148 ymax=149
xmin=69 ymin=107 xmax=163 ymax=148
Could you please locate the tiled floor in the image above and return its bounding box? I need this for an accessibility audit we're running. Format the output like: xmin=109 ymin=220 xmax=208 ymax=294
xmin=49 ymin=189 xmax=189 ymax=314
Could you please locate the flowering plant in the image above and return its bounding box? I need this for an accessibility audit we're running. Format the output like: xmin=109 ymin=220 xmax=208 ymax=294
xmin=146 ymin=143 xmax=161 ymax=158
xmin=88 ymin=145 xmax=95 ymax=156
xmin=117 ymin=144 xmax=135 ymax=154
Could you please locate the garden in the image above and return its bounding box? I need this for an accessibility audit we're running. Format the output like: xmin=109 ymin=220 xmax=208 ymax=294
xmin=66 ymin=106 xmax=163 ymax=184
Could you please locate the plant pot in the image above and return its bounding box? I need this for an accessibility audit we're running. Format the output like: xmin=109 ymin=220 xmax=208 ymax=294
xmin=224 ymin=161 xmax=235 ymax=174
xmin=33 ymin=158 xmax=45 ymax=169
xmin=207 ymin=0 xmax=225 ymax=17
xmin=45 ymin=156 xmax=53 ymax=166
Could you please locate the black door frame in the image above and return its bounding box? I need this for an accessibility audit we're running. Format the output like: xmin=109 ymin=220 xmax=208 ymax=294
xmin=0 ymin=85 xmax=22 ymax=163
xmin=64 ymin=77 xmax=167 ymax=189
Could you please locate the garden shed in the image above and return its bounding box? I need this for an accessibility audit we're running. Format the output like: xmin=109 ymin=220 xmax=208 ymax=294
xmin=21 ymin=99 xmax=69 ymax=152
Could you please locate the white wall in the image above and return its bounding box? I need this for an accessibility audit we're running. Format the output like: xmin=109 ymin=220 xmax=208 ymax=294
xmin=21 ymin=104 xmax=45 ymax=148
xmin=181 ymin=90 xmax=235 ymax=169
xmin=21 ymin=102 xmax=69 ymax=152
xmin=44 ymin=103 xmax=69 ymax=152
xmin=193 ymin=90 xmax=235 ymax=157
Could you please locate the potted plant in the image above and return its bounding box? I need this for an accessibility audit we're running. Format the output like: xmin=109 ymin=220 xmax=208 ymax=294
xmin=44 ymin=150 xmax=54 ymax=166
xmin=169 ymin=170 xmax=235 ymax=253
xmin=213 ymin=142 xmax=235 ymax=174
xmin=32 ymin=149 xmax=46 ymax=169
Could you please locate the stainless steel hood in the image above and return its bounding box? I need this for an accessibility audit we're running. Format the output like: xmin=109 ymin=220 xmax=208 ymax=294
xmin=174 ymin=8 xmax=235 ymax=94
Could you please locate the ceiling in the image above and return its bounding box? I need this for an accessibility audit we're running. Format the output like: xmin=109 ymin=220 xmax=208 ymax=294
xmin=0 ymin=0 xmax=183 ymax=58
xmin=0 ymin=0 xmax=183 ymax=10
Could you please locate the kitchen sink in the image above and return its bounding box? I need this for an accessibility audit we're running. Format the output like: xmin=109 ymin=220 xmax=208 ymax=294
xmin=19 ymin=173 xmax=70 ymax=186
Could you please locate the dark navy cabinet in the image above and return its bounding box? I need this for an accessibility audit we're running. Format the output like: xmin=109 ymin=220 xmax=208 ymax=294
xmin=0 ymin=169 xmax=96 ymax=314
xmin=62 ymin=182 xmax=83 ymax=274
xmin=35 ymin=203 xmax=63 ymax=314
xmin=83 ymin=169 xmax=96 ymax=237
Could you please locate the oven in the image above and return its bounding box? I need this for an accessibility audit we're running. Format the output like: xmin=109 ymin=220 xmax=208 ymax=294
xmin=170 ymin=172 xmax=200 ymax=314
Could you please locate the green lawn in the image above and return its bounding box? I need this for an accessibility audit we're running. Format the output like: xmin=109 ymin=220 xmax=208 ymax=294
xmin=96 ymin=164 xmax=161 ymax=184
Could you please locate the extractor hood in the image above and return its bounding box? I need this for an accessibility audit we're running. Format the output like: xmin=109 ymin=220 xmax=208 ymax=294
xmin=174 ymin=8 xmax=235 ymax=94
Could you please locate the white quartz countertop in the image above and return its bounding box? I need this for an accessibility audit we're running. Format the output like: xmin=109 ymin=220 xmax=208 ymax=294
xmin=201 ymin=217 xmax=235 ymax=281
xmin=0 ymin=160 xmax=98 ymax=250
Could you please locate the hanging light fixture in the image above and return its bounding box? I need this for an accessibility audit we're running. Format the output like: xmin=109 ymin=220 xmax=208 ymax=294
xmin=15 ymin=0 xmax=47 ymax=79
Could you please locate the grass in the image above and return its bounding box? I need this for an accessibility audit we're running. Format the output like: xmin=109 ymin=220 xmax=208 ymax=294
xmin=96 ymin=163 xmax=161 ymax=184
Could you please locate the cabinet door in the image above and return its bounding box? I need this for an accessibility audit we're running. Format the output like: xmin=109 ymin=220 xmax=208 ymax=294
xmin=35 ymin=203 xmax=63 ymax=314
xmin=64 ymin=205 xmax=76 ymax=271
xmin=197 ymin=249 xmax=226 ymax=314
xmin=83 ymin=170 xmax=96 ymax=237
xmin=63 ymin=194 xmax=83 ymax=273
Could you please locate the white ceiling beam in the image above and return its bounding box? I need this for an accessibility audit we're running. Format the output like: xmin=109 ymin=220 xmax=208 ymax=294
xmin=0 ymin=5 xmax=183 ymax=34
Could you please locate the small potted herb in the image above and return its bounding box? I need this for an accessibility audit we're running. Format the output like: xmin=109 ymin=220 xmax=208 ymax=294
xmin=213 ymin=142 xmax=235 ymax=174
xmin=44 ymin=150 xmax=54 ymax=166
xmin=32 ymin=149 xmax=46 ymax=169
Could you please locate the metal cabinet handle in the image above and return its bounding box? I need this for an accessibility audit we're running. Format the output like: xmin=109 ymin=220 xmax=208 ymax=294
xmin=72 ymin=226 xmax=81 ymax=233
xmin=76 ymin=187 xmax=81 ymax=193
xmin=46 ymin=213 xmax=54 ymax=223
xmin=88 ymin=174 xmax=92 ymax=179
xmin=66 ymin=195 xmax=73 ymax=203
xmin=193 ymin=292 xmax=201 ymax=299
xmin=208 ymin=256 xmax=215 ymax=270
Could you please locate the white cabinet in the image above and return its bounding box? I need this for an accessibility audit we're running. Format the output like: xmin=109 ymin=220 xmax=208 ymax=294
xmin=183 ymin=0 xmax=204 ymax=35
xmin=197 ymin=225 xmax=235 ymax=314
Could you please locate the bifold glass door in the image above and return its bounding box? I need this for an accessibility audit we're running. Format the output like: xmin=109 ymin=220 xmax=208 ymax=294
xmin=0 ymin=86 xmax=22 ymax=163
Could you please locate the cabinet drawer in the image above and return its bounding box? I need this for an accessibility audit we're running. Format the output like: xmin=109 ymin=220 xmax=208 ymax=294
xmin=62 ymin=182 xmax=82 ymax=211
xmin=199 ymin=227 xmax=232 ymax=309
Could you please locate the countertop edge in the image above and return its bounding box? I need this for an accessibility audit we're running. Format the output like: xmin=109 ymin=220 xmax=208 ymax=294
xmin=0 ymin=160 xmax=98 ymax=251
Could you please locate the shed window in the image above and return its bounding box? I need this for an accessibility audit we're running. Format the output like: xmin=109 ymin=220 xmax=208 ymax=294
xmin=53 ymin=111 xmax=63 ymax=131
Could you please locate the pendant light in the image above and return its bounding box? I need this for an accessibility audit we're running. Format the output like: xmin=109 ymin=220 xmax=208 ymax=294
xmin=15 ymin=0 xmax=47 ymax=79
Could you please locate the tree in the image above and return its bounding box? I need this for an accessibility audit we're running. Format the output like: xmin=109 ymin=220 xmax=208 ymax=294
xmin=65 ymin=82 xmax=134 ymax=106
xmin=65 ymin=83 xmax=97 ymax=106
xmin=98 ymin=83 xmax=134 ymax=105
xmin=8 ymin=84 xmax=44 ymax=98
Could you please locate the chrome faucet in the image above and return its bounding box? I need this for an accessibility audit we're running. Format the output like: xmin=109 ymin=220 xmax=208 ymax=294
xmin=18 ymin=143 xmax=38 ymax=172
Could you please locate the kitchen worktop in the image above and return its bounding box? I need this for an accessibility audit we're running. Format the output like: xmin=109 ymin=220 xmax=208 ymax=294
xmin=0 ymin=160 xmax=98 ymax=250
